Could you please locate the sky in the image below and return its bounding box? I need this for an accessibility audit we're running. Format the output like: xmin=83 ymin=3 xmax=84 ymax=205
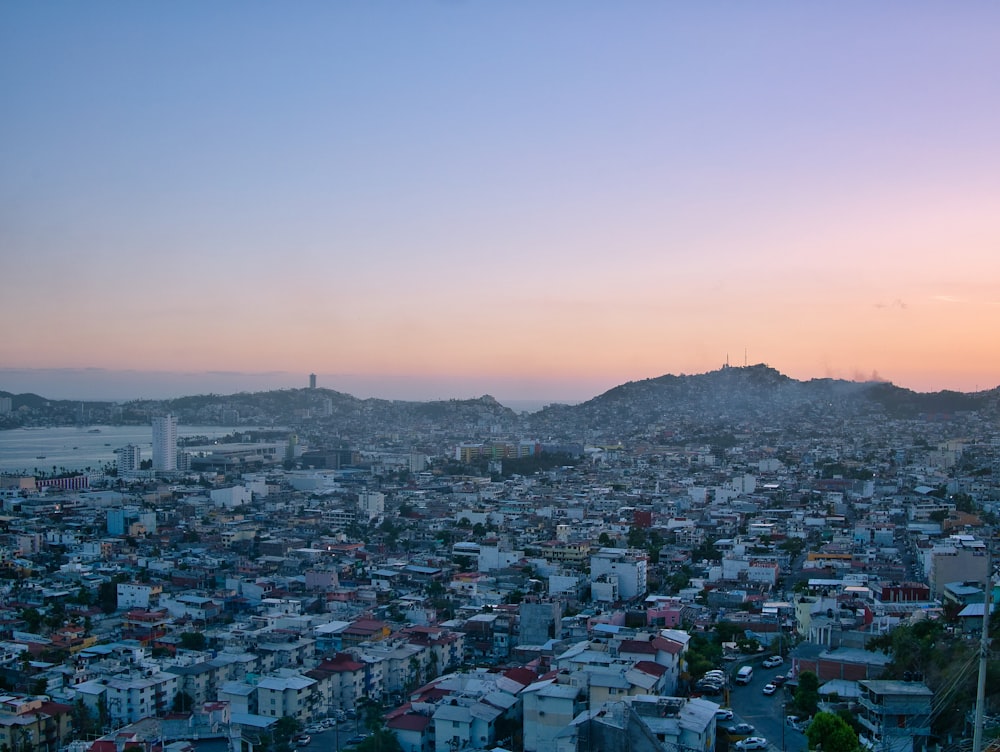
xmin=3 ymin=2 xmax=1000 ymax=405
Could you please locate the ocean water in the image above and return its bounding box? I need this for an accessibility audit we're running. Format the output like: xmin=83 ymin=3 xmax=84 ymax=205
xmin=0 ymin=424 xmax=238 ymax=475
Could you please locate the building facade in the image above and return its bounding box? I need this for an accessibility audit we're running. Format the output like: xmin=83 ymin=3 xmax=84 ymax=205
xmin=152 ymin=414 xmax=178 ymax=472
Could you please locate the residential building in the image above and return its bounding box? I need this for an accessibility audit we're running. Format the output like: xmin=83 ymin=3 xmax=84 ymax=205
xmin=590 ymin=548 xmax=648 ymax=601
xmin=256 ymin=672 xmax=319 ymax=724
xmin=152 ymin=414 xmax=178 ymax=472
xmin=857 ymin=680 xmax=933 ymax=752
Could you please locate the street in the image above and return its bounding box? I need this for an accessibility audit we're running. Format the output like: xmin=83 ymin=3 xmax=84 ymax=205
xmin=725 ymin=661 xmax=808 ymax=752
xmin=299 ymin=718 xmax=368 ymax=752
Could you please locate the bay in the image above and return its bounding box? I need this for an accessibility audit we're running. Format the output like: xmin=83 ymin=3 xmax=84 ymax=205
xmin=0 ymin=424 xmax=252 ymax=475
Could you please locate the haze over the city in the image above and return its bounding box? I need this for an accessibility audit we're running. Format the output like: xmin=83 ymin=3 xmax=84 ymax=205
xmin=3 ymin=3 xmax=999 ymax=402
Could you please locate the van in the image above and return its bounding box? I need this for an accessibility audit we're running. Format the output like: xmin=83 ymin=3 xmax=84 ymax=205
xmin=735 ymin=666 xmax=754 ymax=685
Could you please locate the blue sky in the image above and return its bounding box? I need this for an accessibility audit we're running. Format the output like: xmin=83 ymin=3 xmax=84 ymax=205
xmin=3 ymin=3 xmax=1000 ymax=402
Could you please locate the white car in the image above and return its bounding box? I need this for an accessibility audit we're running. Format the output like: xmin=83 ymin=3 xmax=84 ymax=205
xmin=762 ymin=655 xmax=784 ymax=668
xmin=715 ymin=708 xmax=734 ymax=721
xmin=735 ymin=738 xmax=769 ymax=751
xmin=762 ymin=683 xmax=778 ymax=695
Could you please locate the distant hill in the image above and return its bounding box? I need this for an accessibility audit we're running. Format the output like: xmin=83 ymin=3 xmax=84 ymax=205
xmin=522 ymin=364 xmax=1000 ymax=438
xmin=4 ymin=367 xmax=998 ymax=436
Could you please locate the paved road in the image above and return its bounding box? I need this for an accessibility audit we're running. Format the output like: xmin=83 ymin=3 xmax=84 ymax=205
xmin=300 ymin=719 xmax=368 ymax=752
xmin=725 ymin=662 xmax=808 ymax=752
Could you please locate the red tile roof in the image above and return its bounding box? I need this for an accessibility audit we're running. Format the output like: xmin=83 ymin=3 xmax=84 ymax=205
xmin=387 ymin=714 xmax=433 ymax=732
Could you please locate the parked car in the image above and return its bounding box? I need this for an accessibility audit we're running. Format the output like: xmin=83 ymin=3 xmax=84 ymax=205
xmin=763 ymin=655 xmax=784 ymax=668
xmin=697 ymin=681 xmax=723 ymax=696
xmin=292 ymin=734 xmax=311 ymax=747
xmin=346 ymin=735 xmax=368 ymax=746
xmin=735 ymin=737 xmax=769 ymax=751
xmin=762 ymin=683 xmax=778 ymax=695
xmin=772 ymin=674 xmax=787 ymax=686
xmin=786 ymin=715 xmax=808 ymax=731
xmin=726 ymin=723 xmax=756 ymax=737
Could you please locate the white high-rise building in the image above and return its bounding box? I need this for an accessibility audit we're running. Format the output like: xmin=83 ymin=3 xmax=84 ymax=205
xmin=117 ymin=444 xmax=142 ymax=474
xmin=152 ymin=415 xmax=178 ymax=472
xmin=358 ymin=490 xmax=385 ymax=522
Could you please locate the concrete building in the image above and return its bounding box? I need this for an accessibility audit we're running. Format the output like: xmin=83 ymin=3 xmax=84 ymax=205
xmin=256 ymin=672 xmax=319 ymax=724
xmin=75 ymin=670 xmax=180 ymax=726
xmin=857 ymin=680 xmax=933 ymax=752
xmin=590 ymin=548 xmax=648 ymax=601
xmin=358 ymin=490 xmax=385 ymax=522
xmin=107 ymin=507 xmax=157 ymax=536
xmin=117 ymin=444 xmax=142 ymax=474
xmin=522 ymin=679 xmax=586 ymax=752
xmin=0 ymin=696 xmax=73 ymax=752
xmin=567 ymin=696 xmax=717 ymax=752
xmin=152 ymin=414 xmax=178 ymax=472
xmin=519 ymin=600 xmax=563 ymax=646
xmin=116 ymin=582 xmax=163 ymax=610
xmin=308 ymin=653 xmax=366 ymax=713
xmin=926 ymin=536 xmax=990 ymax=598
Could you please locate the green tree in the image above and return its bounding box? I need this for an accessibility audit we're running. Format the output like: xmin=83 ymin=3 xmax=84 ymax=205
xmin=43 ymin=600 xmax=67 ymax=629
xmin=684 ymin=633 xmax=723 ymax=679
xmin=793 ymin=670 xmax=820 ymax=717
xmin=172 ymin=691 xmax=195 ymax=713
xmin=179 ymin=632 xmax=208 ymax=651
xmin=627 ymin=526 xmax=647 ymax=549
xmin=19 ymin=607 xmax=42 ymax=633
xmin=272 ymin=716 xmax=300 ymax=752
xmin=805 ymin=711 xmax=860 ymax=752
xmin=714 ymin=621 xmax=744 ymax=644
xmin=98 ymin=581 xmax=118 ymax=614
xmin=354 ymin=728 xmax=403 ymax=752
xmin=71 ymin=697 xmax=100 ymax=737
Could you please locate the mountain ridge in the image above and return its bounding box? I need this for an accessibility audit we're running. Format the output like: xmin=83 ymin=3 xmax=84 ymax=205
xmin=2 ymin=365 xmax=998 ymax=433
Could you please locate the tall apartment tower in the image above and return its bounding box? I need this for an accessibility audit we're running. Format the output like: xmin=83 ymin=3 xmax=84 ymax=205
xmin=309 ymin=373 xmax=317 ymax=389
xmin=152 ymin=414 xmax=178 ymax=472
xmin=117 ymin=444 xmax=142 ymax=474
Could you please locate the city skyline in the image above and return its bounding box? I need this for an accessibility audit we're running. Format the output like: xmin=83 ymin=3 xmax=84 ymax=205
xmin=3 ymin=4 xmax=999 ymax=399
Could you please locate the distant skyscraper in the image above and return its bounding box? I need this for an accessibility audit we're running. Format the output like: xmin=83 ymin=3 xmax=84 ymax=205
xmin=309 ymin=373 xmax=317 ymax=389
xmin=152 ymin=414 xmax=178 ymax=472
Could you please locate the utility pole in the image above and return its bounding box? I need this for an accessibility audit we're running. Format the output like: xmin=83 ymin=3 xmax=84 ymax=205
xmin=972 ymin=535 xmax=992 ymax=752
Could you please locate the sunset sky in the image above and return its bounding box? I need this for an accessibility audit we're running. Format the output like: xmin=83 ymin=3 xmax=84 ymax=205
xmin=3 ymin=3 xmax=999 ymax=404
